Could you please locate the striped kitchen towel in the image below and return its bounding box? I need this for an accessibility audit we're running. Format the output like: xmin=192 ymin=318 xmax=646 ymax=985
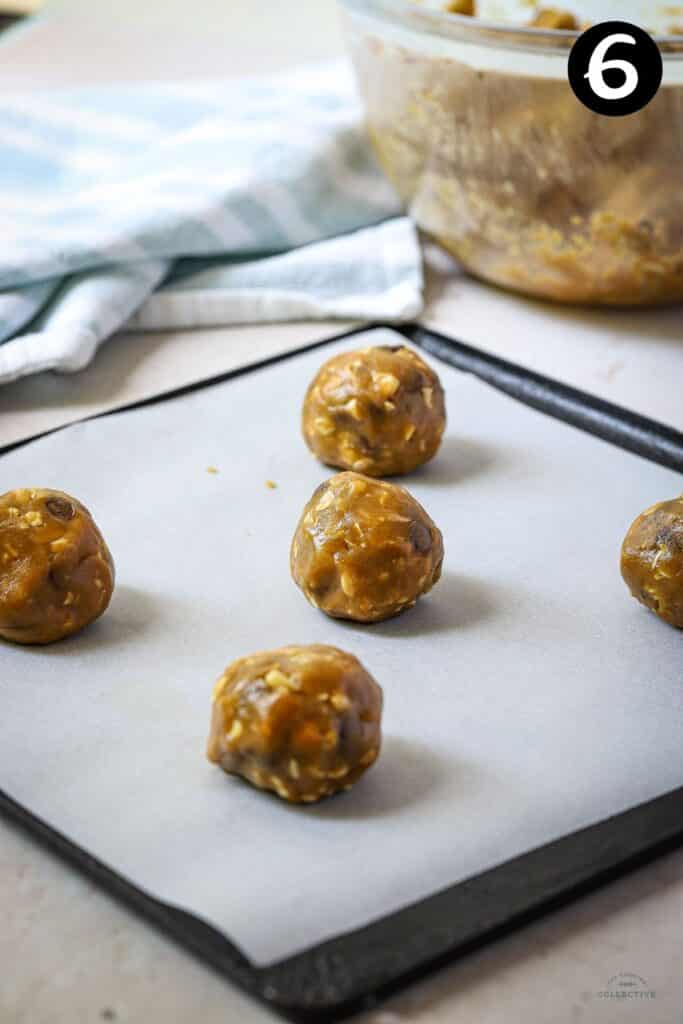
xmin=0 ymin=62 xmax=422 ymax=385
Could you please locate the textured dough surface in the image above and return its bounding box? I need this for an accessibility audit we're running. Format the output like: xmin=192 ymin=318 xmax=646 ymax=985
xmin=291 ymin=471 xmax=444 ymax=622
xmin=0 ymin=488 xmax=115 ymax=645
xmin=350 ymin=24 xmax=683 ymax=306
xmin=302 ymin=345 xmax=446 ymax=477
xmin=207 ymin=645 xmax=383 ymax=803
xmin=621 ymin=496 xmax=683 ymax=629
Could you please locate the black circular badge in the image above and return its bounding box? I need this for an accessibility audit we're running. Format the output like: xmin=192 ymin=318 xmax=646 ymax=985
xmin=568 ymin=21 xmax=663 ymax=116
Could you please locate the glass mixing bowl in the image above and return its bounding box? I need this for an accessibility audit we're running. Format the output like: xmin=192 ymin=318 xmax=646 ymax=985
xmin=339 ymin=0 xmax=683 ymax=305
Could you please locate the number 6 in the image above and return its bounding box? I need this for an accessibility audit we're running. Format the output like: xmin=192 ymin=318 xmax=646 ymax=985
xmin=584 ymin=33 xmax=639 ymax=101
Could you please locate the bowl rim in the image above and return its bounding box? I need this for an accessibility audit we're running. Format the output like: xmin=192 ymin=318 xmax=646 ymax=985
xmin=337 ymin=0 xmax=683 ymax=52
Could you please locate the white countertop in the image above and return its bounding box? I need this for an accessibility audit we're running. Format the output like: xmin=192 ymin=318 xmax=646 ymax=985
xmin=1 ymin=3 xmax=682 ymax=1022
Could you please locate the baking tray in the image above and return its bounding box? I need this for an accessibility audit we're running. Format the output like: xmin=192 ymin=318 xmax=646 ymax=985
xmin=1 ymin=324 xmax=682 ymax=1023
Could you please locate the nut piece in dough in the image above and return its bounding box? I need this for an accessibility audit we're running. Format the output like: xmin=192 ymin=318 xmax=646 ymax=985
xmin=621 ymin=497 xmax=683 ymax=629
xmin=291 ymin=471 xmax=444 ymax=622
xmin=0 ymin=488 xmax=115 ymax=644
xmin=302 ymin=345 xmax=446 ymax=477
xmin=207 ymin=645 xmax=383 ymax=803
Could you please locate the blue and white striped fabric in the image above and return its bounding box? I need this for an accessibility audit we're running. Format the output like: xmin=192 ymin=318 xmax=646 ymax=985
xmin=0 ymin=62 xmax=423 ymax=385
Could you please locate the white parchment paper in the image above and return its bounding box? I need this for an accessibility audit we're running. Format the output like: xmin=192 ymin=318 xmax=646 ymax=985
xmin=1 ymin=329 xmax=681 ymax=965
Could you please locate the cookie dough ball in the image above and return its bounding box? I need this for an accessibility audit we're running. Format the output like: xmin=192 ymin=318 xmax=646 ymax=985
xmin=291 ymin=472 xmax=444 ymax=622
xmin=207 ymin=645 xmax=383 ymax=803
xmin=621 ymin=497 xmax=683 ymax=630
xmin=0 ymin=488 xmax=115 ymax=644
xmin=302 ymin=345 xmax=446 ymax=477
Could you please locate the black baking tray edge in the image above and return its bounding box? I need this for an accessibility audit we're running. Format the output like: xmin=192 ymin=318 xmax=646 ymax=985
xmin=2 ymin=322 xmax=683 ymax=1023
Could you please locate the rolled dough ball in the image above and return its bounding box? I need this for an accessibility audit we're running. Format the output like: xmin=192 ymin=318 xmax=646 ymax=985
xmin=302 ymin=345 xmax=446 ymax=477
xmin=0 ymin=488 xmax=115 ymax=644
xmin=621 ymin=496 xmax=683 ymax=629
xmin=291 ymin=471 xmax=444 ymax=622
xmin=207 ymin=645 xmax=383 ymax=803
